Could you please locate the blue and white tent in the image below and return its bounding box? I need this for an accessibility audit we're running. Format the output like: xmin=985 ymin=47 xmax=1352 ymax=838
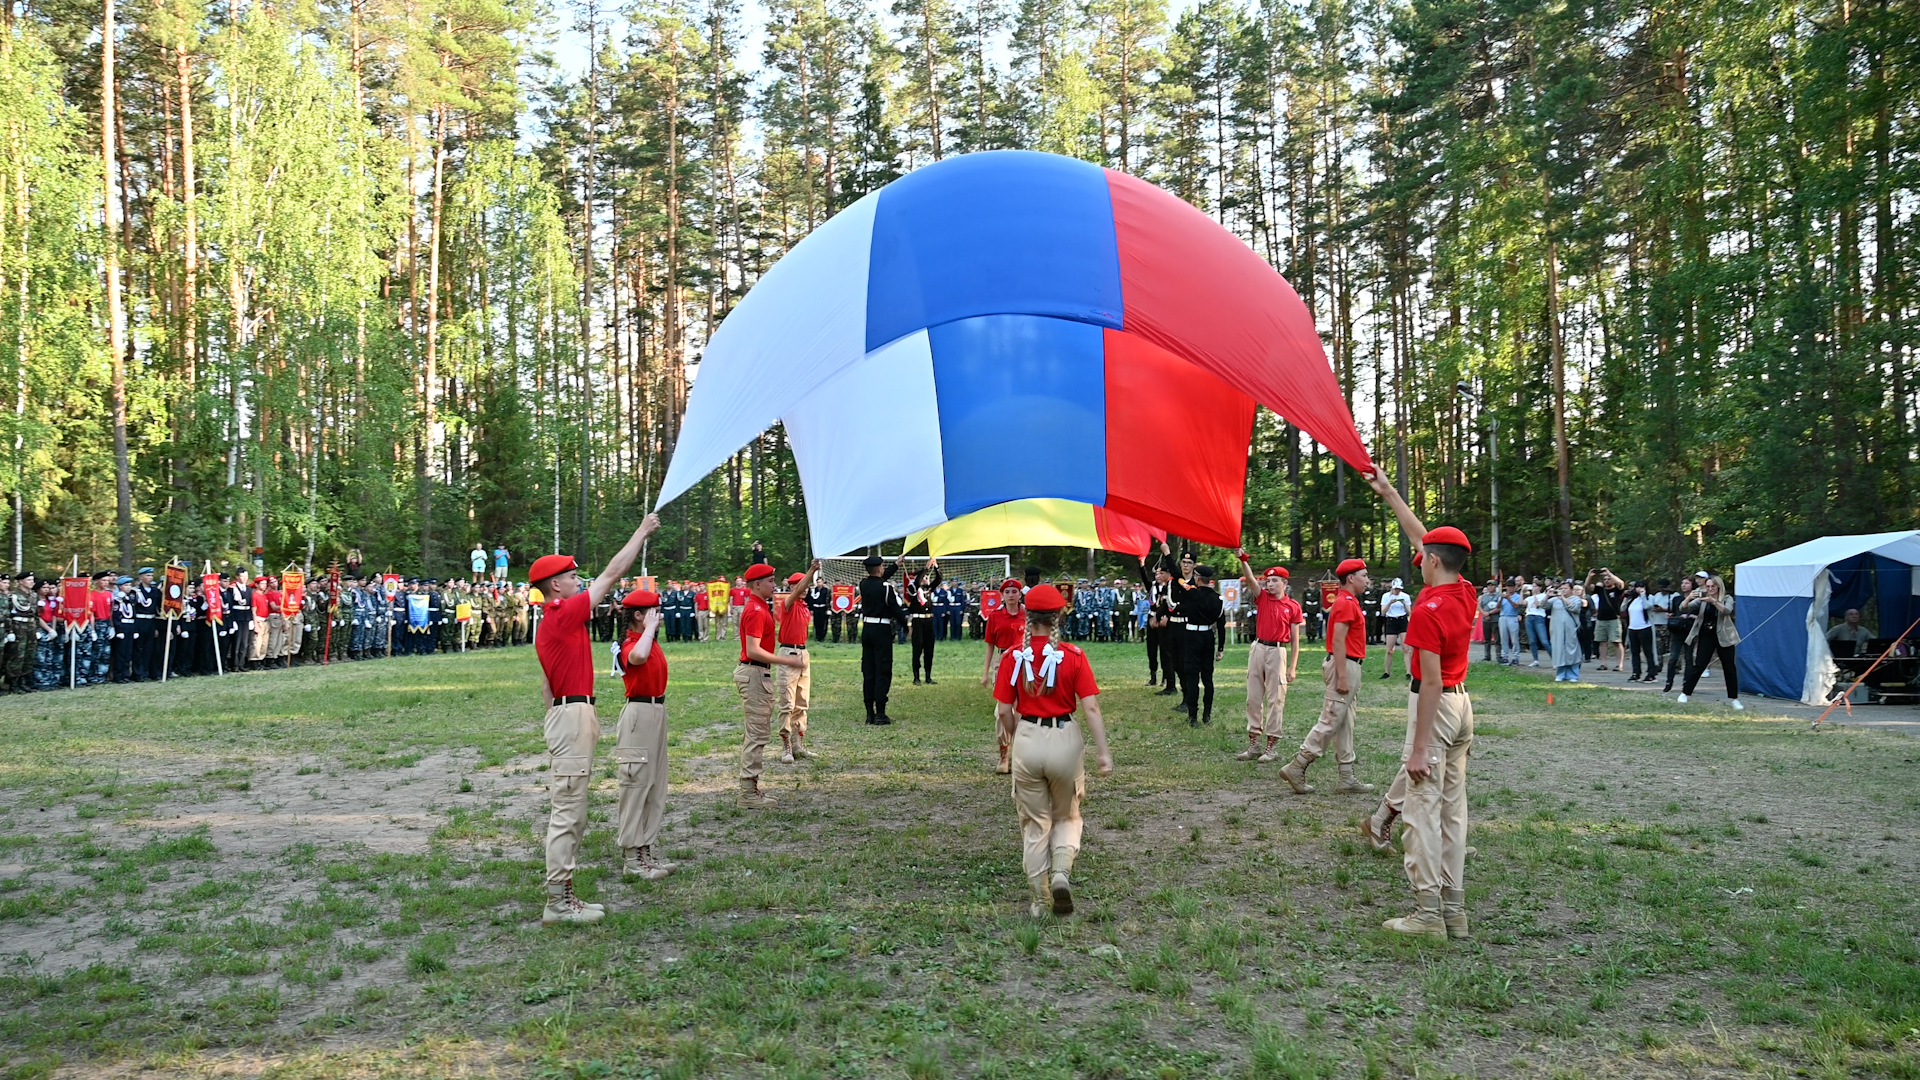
xmin=1734 ymin=531 xmax=1920 ymax=704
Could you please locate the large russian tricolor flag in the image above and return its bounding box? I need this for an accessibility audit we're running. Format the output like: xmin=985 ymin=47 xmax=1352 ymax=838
xmin=655 ymin=150 xmax=1374 ymax=556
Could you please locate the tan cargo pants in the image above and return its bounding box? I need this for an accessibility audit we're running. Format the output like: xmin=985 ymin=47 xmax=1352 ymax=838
xmin=1395 ymin=690 xmax=1473 ymax=893
xmin=1010 ymin=718 xmax=1085 ymax=893
xmin=284 ymin=617 xmax=303 ymax=657
xmin=543 ymin=701 xmax=601 ymax=886
xmin=1246 ymin=641 xmax=1289 ymax=738
xmin=733 ymin=662 xmax=774 ymax=781
xmin=614 ymin=700 xmax=667 ymax=850
xmin=775 ymin=646 xmax=810 ymax=739
xmin=1298 ymin=656 xmax=1362 ymax=766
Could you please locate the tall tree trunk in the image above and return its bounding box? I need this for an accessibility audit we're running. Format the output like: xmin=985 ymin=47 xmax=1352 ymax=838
xmin=421 ymin=102 xmax=447 ymax=571
xmin=103 ymin=0 xmax=133 ymax=571
xmin=1548 ymin=237 xmax=1571 ymax=571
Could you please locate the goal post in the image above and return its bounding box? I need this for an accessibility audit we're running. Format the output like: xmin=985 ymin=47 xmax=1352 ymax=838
xmin=815 ymin=555 xmax=1010 ymax=588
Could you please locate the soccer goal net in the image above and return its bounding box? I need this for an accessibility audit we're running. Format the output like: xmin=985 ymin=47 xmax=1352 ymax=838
xmin=815 ymin=555 xmax=1010 ymax=588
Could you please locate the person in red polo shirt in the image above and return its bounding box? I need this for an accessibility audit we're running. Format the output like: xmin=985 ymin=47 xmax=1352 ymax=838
xmin=1361 ymin=469 xmax=1477 ymax=939
xmin=1279 ymin=557 xmax=1376 ymax=796
xmin=1235 ymin=554 xmax=1305 ymax=764
xmin=992 ymin=584 xmax=1112 ymax=918
xmin=776 ymin=562 xmax=822 ymax=764
xmin=981 ymin=578 xmax=1026 ymax=774
xmin=529 ymin=511 xmax=659 ymax=926
xmin=736 ymin=562 xmax=805 ymax=807
xmin=615 ymin=587 xmax=675 ymax=882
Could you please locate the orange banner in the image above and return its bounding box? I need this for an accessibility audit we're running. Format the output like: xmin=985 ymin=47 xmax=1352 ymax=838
xmin=162 ymin=564 xmax=188 ymax=616
xmin=282 ymin=570 xmax=305 ymax=616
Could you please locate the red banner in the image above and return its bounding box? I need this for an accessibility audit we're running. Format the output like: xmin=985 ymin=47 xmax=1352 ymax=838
xmin=61 ymin=577 xmax=90 ymax=625
xmin=831 ymin=583 xmax=854 ymax=612
xmin=202 ymin=574 xmax=224 ymax=623
xmin=383 ymin=573 xmax=401 ymax=599
xmin=980 ymin=588 xmax=1002 ymax=614
xmin=162 ymin=564 xmax=188 ymax=616
xmin=282 ymin=570 xmax=305 ymax=616
xmin=1320 ymin=582 xmax=1339 ymax=611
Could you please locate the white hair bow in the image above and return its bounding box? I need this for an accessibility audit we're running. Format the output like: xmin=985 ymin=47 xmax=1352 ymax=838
xmin=1009 ymin=641 xmax=1065 ymax=689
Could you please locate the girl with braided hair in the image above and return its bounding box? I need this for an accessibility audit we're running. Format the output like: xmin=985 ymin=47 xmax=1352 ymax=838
xmin=992 ymin=584 xmax=1113 ymax=917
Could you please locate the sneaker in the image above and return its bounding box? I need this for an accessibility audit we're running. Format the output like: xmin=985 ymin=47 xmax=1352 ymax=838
xmin=1529 ymin=660 xmax=1541 ymax=668
xmin=1235 ymin=746 xmax=1260 ymax=761
xmin=1730 ymin=699 xmax=1744 ymax=711
xmin=1050 ymin=872 xmax=1074 ymax=916
xmin=1256 ymin=749 xmax=1282 ymax=764
xmin=1676 ymin=693 xmax=1689 ymax=703
xmin=780 ymin=749 xmax=795 ymax=764
xmin=792 ymin=745 xmax=813 ymax=760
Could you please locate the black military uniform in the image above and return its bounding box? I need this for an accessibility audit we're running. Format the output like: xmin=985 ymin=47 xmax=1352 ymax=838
xmin=131 ymin=571 xmax=161 ymax=680
xmin=904 ymin=564 xmax=942 ymax=684
xmin=806 ymin=580 xmax=833 ymax=642
xmin=858 ymin=555 xmax=902 ymax=723
xmin=1176 ymin=567 xmax=1227 ymax=725
xmin=1136 ymin=553 xmax=1177 ymax=688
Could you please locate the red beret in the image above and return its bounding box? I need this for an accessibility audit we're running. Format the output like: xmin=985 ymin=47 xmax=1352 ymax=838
xmin=745 ymin=563 xmax=776 ymax=582
xmin=622 ymin=589 xmax=660 ymax=609
xmin=1335 ymin=558 xmax=1367 ymax=578
xmin=786 ymin=572 xmax=807 ymax=585
xmin=1422 ymin=525 xmax=1473 ymax=551
xmin=999 ymin=577 xmax=1023 ymax=591
xmin=529 ymin=554 xmax=577 ymax=584
xmin=1262 ymin=566 xmax=1289 ymax=579
xmin=1023 ymin=584 xmax=1067 ymax=613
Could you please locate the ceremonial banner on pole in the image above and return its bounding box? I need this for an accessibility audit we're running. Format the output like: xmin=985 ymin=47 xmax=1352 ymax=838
xmin=1320 ymin=582 xmax=1339 ymax=611
xmin=831 ymin=583 xmax=854 ymax=612
xmin=638 ymin=575 xmax=656 ymax=593
xmin=707 ymin=580 xmax=729 ymax=613
xmin=980 ymin=588 xmax=1002 ymax=614
xmin=60 ymin=577 xmax=90 ymax=625
xmin=408 ymin=593 xmax=430 ymax=629
xmin=383 ymin=573 xmax=401 ymax=599
xmin=161 ymin=564 xmax=188 ymax=616
xmin=282 ymin=570 xmax=305 ymax=617
xmin=455 ymin=602 xmax=473 ymax=623
xmin=201 ymin=574 xmax=224 ymax=623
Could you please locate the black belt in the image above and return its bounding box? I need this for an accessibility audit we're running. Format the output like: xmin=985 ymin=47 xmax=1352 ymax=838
xmin=1020 ymin=714 xmax=1073 ymax=728
xmin=779 ymin=642 xmax=807 ymax=650
xmin=626 ymin=695 xmax=664 ymax=704
xmin=744 ymin=659 xmax=769 ymax=669
xmin=1408 ymin=680 xmax=1466 ymax=695
xmin=552 ymin=695 xmax=595 ymax=705
xmin=1256 ymin=639 xmax=1285 ymax=648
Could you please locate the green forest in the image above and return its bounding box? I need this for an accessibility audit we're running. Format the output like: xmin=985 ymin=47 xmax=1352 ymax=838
xmin=1 ymin=0 xmax=1914 ymax=583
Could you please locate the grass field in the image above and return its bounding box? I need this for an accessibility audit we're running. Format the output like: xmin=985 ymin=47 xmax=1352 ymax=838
xmin=0 ymin=635 xmax=1916 ymax=1079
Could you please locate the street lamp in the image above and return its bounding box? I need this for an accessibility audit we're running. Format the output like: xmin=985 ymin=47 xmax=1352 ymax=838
xmin=1456 ymin=381 xmax=1500 ymax=581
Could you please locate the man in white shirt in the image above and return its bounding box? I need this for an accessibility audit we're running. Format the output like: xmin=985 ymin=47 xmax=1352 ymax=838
xmin=1646 ymin=580 xmax=1673 ymax=661
xmin=1377 ymin=579 xmax=1413 ymax=680
xmin=1624 ymin=583 xmax=1659 ymax=681
xmin=1522 ymin=585 xmax=1548 ymax=666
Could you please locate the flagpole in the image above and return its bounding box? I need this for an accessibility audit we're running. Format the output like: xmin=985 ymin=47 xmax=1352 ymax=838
xmin=68 ymin=555 xmax=79 ymax=689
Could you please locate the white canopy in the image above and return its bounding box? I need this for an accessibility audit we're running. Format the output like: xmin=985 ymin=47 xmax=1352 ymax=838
xmin=1735 ymin=531 xmax=1920 ymax=597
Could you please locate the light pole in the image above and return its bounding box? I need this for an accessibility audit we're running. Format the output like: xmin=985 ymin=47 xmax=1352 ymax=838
xmin=1456 ymin=382 xmax=1500 ymax=581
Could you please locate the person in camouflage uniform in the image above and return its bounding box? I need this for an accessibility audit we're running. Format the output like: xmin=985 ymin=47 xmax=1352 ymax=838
xmin=3 ymin=572 xmax=38 ymax=693
xmin=31 ymin=576 xmax=66 ymax=690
